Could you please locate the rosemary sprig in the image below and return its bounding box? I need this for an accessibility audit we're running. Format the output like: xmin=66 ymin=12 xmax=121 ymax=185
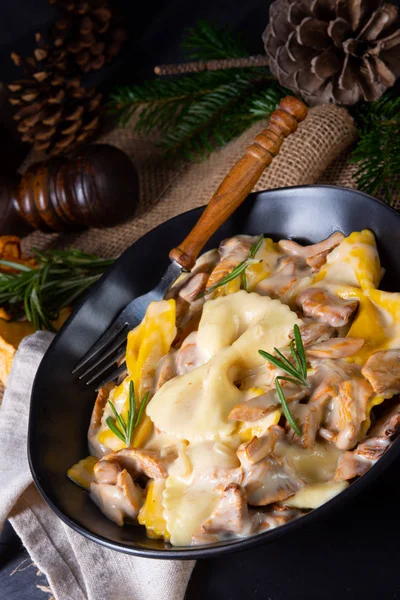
xmin=0 ymin=249 xmax=114 ymax=332
xmin=258 ymin=324 xmax=308 ymax=437
xmin=205 ymin=234 xmax=264 ymax=294
xmin=275 ymin=379 xmax=301 ymax=438
xmin=106 ymin=381 xmax=150 ymax=447
xmin=258 ymin=325 xmax=308 ymax=387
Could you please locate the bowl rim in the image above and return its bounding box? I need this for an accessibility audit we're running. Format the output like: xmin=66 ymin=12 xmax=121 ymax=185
xmin=28 ymin=184 xmax=400 ymax=559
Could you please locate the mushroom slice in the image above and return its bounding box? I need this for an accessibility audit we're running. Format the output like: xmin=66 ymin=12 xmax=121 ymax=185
xmin=241 ymin=453 xmax=304 ymax=506
xmin=175 ymin=331 xmax=201 ymax=375
xmin=90 ymin=469 xmax=144 ymax=526
xmin=229 ymin=390 xmax=279 ymax=422
xmin=334 ymin=400 xmax=400 ymax=481
xmin=229 ymin=386 xmax=305 ymax=423
xmin=334 ymin=437 xmax=392 ymax=481
xmin=256 ymin=256 xmax=311 ymax=299
xmin=178 ymin=272 xmax=209 ymax=303
xmin=278 ymin=232 xmax=345 ymax=259
xmin=102 ymin=447 xmax=177 ymax=480
xmin=301 ymin=383 xmax=332 ymax=449
xmin=88 ymin=382 xmax=115 ymax=438
xmin=251 ymin=504 xmax=303 ymax=532
xmin=93 ymin=458 xmax=121 ymax=484
xmin=369 ymin=400 xmax=400 ymax=438
xmin=237 ymin=425 xmax=285 ymax=465
xmin=192 ymin=483 xmax=251 ymax=544
xmin=327 ymin=378 xmax=373 ymax=450
xmin=306 ymin=250 xmax=331 ymax=272
xmin=361 ymin=349 xmax=400 ymax=396
xmin=306 ymin=337 xmax=364 ymax=359
xmin=206 ymin=235 xmax=254 ymax=290
xmin=291 ymin=319 xmax=334 ymax=346
xmin=154 ymin=352 xmax=176 ymax=391
xmin=296 ymin=287 xmax=359 ymax=327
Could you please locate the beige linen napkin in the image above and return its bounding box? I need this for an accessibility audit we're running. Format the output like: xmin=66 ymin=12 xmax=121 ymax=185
xmin=0 ymin=332 xmax=195 ymax=600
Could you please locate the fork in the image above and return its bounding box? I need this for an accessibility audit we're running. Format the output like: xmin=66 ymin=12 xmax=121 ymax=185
xmin=73 ymin=96 xmax=308 ymax=388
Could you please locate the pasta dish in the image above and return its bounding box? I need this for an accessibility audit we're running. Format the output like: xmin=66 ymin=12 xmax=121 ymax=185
xmin=68 ymin=230 xmax=400 ymax=546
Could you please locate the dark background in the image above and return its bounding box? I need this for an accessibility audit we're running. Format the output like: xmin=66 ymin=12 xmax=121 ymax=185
xmin=0 ymin=0 xmax=268 ymax=86
xmin=1 ymin=1 xmax=400 ymax=599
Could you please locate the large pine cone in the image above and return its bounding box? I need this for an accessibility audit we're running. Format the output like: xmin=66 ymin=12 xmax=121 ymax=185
xmin=263 ymin=0 xmax=400 ymax=105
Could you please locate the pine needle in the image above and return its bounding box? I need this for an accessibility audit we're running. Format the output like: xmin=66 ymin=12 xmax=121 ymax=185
xmin=0 ymin=249 xmax=114 ymax=331
xmin=182 ymin=20 xmax=248 ymax=61
xmin=107 ymin=21 xmax=290 ymax=160
xmin=350 ymin=88 xmax=400 ymax=206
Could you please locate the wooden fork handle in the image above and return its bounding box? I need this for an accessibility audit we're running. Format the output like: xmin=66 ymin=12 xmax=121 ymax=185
xmin=169 ymin=96 xmax=308 ymax=270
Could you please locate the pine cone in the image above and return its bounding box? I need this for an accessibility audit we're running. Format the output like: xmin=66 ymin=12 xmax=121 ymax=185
xmin=9 ymin=50 xmax=102 ymax=155
xmin=50 ymin=0 xmax=127 ymax=73
xmin=263 ymin=0 xmax=400 ymax=105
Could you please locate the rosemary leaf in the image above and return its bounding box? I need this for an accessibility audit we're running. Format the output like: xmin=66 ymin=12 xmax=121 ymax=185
xmin=126 ymin=381 xmax=136 ymax=447
xmin=293 ymin=324 xmax=307 ymax=379
xmin=0 ymin=259 xmax=33 ymax=272
xmin=276 ymin=378 xmax=301 ymax=437
xmin=108 ymin=399 xmax=127 ymax=437
xmin=277 ymin=375 xmax=306 ymax=387
xmin=289 ymin=339 xmax=303 ymax=377
xmin=258 ymin=349 xmax=301 ymax=382
xmin=106 ymin=416 xmax=126 ymax=443
xmin=241 ymin=270 xmax=247 ymax=291
xmin=205 ymin=259 xmax=249 ymax=293
xmin=205 ymin=234 xmax=264 ymax=295
xmin=0 ymin=249 xmax=114 ymax=330
xmin=134 ymin=392 xmax=150 ymax=429
xmin=249 ymin=234 xmax=264 ymax=258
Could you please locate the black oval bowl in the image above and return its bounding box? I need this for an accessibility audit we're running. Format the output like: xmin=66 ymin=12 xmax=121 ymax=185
xmin=28 ymin=185 xmax=400 ymax=559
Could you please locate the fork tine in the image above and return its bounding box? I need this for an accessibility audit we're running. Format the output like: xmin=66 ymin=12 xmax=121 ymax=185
xmin=72 ymin=317 xmax=128 ymax=374
xmin=85 ymin=347 xmax=127 ymax=386
xmin=78 ymin=330 xmax=128 ymax=381
xmin=95 ymin=362 xmax=127 ymax=391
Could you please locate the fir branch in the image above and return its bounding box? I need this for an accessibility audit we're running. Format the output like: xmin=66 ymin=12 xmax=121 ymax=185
xmin=182 ymin=20 xmax=248 ymax=61
xmin=350 ymin=89 xmax=400 ymax=206
xmin=107 ymin=21 xmax=290 ymax=159
xmin=159 ymin=74 xmax=264 ymax=158
xmin=109 ymin=70 xmax=265 ymax=128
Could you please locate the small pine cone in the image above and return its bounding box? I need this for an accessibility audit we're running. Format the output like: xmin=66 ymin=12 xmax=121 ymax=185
xmin=50 ymin=0 xmax=127 ymax=73
xmin=263 ymin=0 xmax=400 ymax=105
xmin=9 ymin=72 xmax=102 ymax=155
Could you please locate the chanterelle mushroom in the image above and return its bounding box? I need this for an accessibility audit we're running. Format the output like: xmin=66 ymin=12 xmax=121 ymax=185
xmin=236 ymin=422 xmax=304 ymax=506
xmin=306 ymin=338 xmax=364 ymax=359
xmin=90 ymin=469 xmax=144 ymax=526
xmin=361 ymin=349 xmax=400 ymax=397
xmin=192 ymin=483 xmax=251 ymax=544
xmin=326 ymin=378 xmax=373 ymax=451
xmin=334 ymin=400 xmax=400 ymax=481
xmin=278 ymin=232 xmax=345 ymax=260
xmin=206 ymin=235 xmax=255 ymax=290
xmin=296 ymin=288 xmax=359 ymax=328
xmin=102 ymin=447 xmax=177 ymax=480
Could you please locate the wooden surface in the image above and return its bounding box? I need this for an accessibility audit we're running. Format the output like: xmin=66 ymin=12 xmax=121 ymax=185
xmin=169 ymin=97 xmax=308 ymax=270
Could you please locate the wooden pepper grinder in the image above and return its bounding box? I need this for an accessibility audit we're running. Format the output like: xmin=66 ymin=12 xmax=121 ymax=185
xmin=0 ymin=144 xmax=140 ymax=235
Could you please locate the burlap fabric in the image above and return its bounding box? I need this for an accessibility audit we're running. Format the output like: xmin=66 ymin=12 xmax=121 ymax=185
xmin=21 ymin=103 xmax=366 ymax=258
